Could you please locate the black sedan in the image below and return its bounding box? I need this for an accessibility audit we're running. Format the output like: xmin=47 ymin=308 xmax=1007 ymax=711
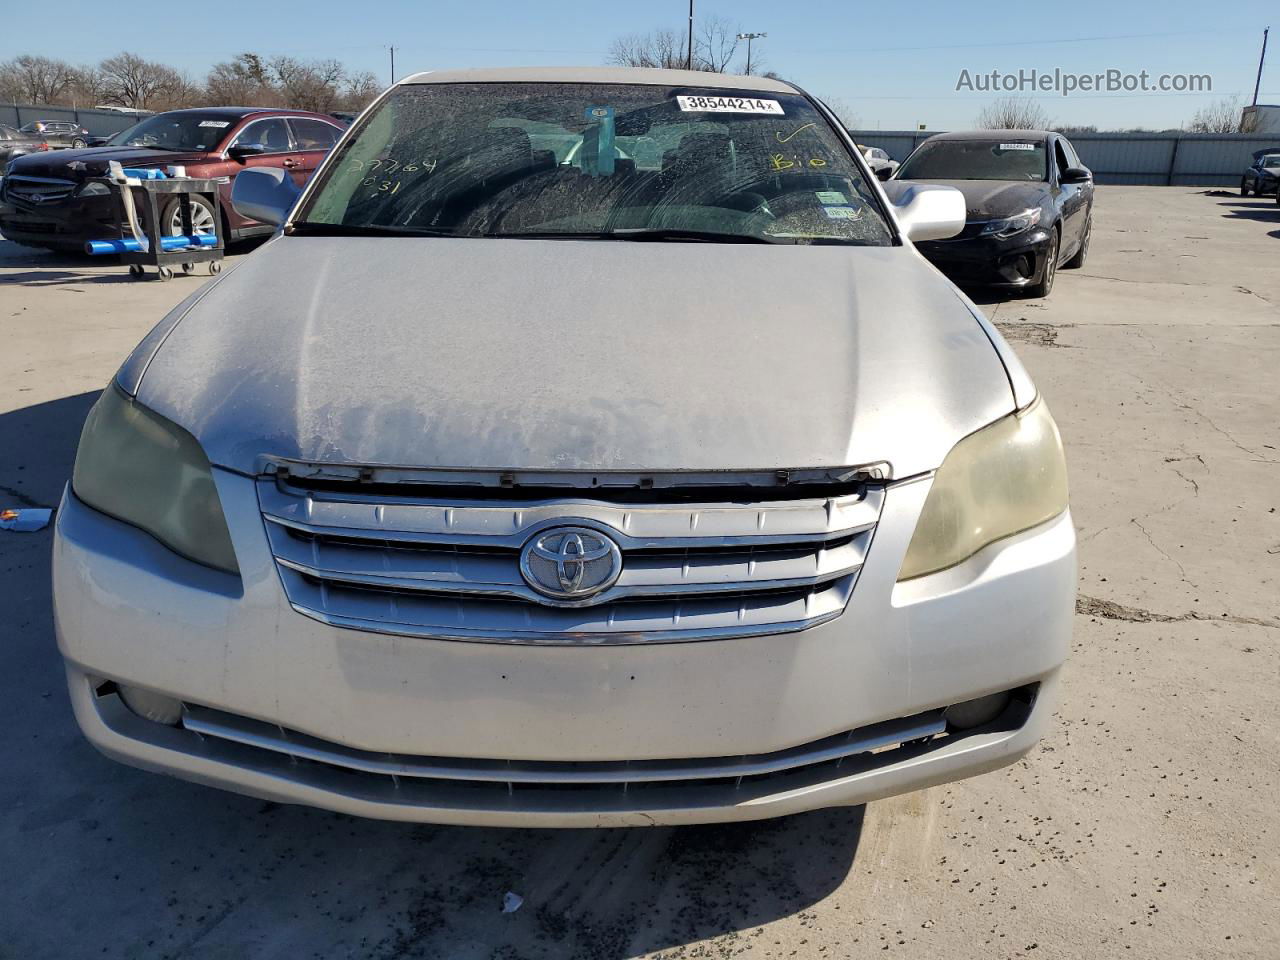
xmin=894 ymin=130 xmax=1094 ymax=297
xmin=1241 ymin=150 xmax=1280 ymax=196
xmin=18 ymin=120 xmax=91 ymax=149
xmin=0 ymin=124 xmax=50 ymax=169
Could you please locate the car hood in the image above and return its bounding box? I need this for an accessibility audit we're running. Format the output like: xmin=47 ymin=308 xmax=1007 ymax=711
xmin=5 ymin=145 xmax=209 ymax=183
xmin=900 ymin=179 xmax=1051 ymax=220
xmin=133 ymin=236 xmax=1017 ymax=478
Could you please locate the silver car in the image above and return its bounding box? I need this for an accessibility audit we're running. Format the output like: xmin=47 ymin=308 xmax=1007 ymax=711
xmin=54 ymin=67 xmax=1075 ymax=827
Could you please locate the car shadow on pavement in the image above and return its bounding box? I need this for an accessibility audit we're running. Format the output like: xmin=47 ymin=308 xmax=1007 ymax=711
xmin=1214 ymin=198 xmax=1280 ymax=222
xmin=0 ymin=390 xmax=863 ymax=960
xmin=0 ymin=236 xmax=97 ymax=267
xmin=1 ymin=268 xmax=139 ymax=286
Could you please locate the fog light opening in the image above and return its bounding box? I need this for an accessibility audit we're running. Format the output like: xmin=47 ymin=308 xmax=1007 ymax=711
xmin=118 ymin=685 xmax=184 ymax=726
xmin=1013 ymin=254 xmax=1033 ymax=279
xmin=944 ymin=691 xmax=1011 ymax=731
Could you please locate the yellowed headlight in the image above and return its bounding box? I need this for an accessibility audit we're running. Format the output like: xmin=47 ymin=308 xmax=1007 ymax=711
xmin=72 ymin=384 xmax=239 ymax=574
xmin=897 ymin=397 xmax=1068 ymax=582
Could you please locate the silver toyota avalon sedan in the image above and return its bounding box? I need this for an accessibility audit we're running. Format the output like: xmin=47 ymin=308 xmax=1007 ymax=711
xmin=53 ymin=67 xmax=1075 ymax=827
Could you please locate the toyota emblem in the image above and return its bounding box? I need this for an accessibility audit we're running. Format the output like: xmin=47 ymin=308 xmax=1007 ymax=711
xmin=519 ymin=526 xmax=623 ymax=602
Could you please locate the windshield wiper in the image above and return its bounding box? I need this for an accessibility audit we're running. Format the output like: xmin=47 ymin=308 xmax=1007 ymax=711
xmin=496 ymin=228 xmax=775 ymax=244
xmin=287 ymin=222 xmax=451 ymax=238
xmin=608 ymin=228 xmax=774 ymax=244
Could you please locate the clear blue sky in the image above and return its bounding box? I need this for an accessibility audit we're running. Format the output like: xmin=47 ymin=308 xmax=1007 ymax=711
xmin=3 ymin=0 xmax=1275 ymax=130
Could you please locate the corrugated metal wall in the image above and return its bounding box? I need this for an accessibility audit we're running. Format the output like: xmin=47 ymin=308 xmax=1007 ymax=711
xmin=850 ymin=130 xmax=1280 ymax=186
xmin=1 ymin=104 xmax=150 ymax=138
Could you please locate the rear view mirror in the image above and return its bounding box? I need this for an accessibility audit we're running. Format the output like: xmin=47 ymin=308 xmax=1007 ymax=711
xmin=231 ymin=166 xmax=301 ymax=226
xmin=1060 ymin=166 xmax=1092 ymax=185
xmin=881 ymin=181 xmax=966 ymax=242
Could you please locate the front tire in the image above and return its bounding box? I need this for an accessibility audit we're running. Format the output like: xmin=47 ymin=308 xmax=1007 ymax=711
xmin=1241 ymin=177 xmax=1251 ymax=197
xmin=71 ymin=138 xmax=86 ymax=148
xmin=1024 ymin=227 xmax=1059 ymax=298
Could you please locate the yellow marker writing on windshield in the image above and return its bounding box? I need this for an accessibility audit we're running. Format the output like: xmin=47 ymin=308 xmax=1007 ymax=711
xmin=775 ymin=123 xmax=816 ymax=144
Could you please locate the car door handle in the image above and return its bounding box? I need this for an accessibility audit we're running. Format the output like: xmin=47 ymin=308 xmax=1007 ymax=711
xmin=282 ymin=158 xmax=300 ymax=168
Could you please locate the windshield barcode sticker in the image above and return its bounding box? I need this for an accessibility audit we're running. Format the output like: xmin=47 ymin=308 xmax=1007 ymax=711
xmin=999 ymin=142 xmax=1035 ymax=151
xmin=676 ymin=96 xmax=784 ymax=115
xmin=199 ymin=120 xmax=231 ymax=128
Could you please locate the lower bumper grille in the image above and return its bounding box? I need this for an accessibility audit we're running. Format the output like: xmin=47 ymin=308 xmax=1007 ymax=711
xmin=180 ymin=701 xmax=949 ymax=802
xmin=258 ymin=477 xmax=884 ymax=645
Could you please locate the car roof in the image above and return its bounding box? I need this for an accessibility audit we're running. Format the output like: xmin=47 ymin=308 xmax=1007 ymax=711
xmin=152 ymin=106 xmax=336 ymax=121
xmin=399 ymin=66 xmax=797 ymax=94
xmin=923 ymin=129 xmax=1053 ymax=142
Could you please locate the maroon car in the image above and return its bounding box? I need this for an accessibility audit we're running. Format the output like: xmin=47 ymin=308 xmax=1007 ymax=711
xmin=0 ymin=107 xmax=344 ymax=251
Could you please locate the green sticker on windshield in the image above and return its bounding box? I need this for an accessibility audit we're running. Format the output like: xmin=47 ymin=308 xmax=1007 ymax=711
xmin=815 ymin=191 xmax=847 ymax=205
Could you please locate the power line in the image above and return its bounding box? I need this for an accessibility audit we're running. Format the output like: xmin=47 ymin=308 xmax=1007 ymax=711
xmin=805 ymin=28 xmax=1236 ymax=54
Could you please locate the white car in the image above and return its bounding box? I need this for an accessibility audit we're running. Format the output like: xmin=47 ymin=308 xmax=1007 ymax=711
xmin=862 ymin=145 xmax=899 ymax=179
xmin=54 ymin=67 xmax=1074 ymax=827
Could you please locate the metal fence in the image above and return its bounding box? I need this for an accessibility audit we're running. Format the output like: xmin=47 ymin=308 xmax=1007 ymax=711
xmin=1 ymin=104 xmax=150 ymax=138
xmin=850 ymin=130 xmax=1280 ymax=187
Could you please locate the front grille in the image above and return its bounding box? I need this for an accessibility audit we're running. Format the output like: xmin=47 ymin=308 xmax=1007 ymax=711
xmin=258 ymin=477 xmax=883 ymax=645
xmin=3 ymin=174 xmax=76 ymax=205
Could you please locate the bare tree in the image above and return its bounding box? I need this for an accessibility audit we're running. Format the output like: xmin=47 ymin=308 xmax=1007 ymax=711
xmin=99 ymin=52 xmax=186 ymax=110
xmin=607 ymin=28 xmax=687 ymax=70
xmin=821 ymin=96 xmax=859 ymax=130
xmin=340 ymin=71 xmax=382 ymax=112
xmin=270 ymin=56 xmax=345 ymax=112
xmin=1187 ymin=96 xmax=1241 ymax=133
xmin=607 ymin=17 xmax=750 ymax=73
xmin=68 ymin=66 xmax=110 ymax=107
xmin=205 ymin=55 xmax=282 ymax=107
xmin=150 ymin=72 xmax=200 ymax=112
xmin=0 ymin=55 xmax=77 ymax=105
xmin=975 ymin=97 xmax=1051 ymax=130
xmin=694 ymin=15 xmax=740 ymax=73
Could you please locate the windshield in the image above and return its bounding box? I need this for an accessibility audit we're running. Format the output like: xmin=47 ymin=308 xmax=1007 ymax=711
xmin=294 ymin=82 xmax=892 ymax=245
xmin=18 ymin=122 xmax=45 ymax=134
xmin=105 ymin=113 xmax=237 ymax=151
xmin=897 ymin=139 xmax=1048 ymax=182
xmin=1263 ymin=156 xmax=1280 ymax=169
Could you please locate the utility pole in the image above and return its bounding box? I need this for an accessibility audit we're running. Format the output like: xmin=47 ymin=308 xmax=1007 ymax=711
xmin=736 ymin=32 xmax=766 ymax=75
xmin=1253 ymin=27 xmax=1270 ymax=106
xmin=686 ymin=0 xmax=694 ymax=70
xmin=389 ymin=46 xmax=397 ymax=87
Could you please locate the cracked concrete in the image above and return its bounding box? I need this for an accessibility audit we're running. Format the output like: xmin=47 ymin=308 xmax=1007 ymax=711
xmin=2 ymin=186 xmax=1277 ymax=959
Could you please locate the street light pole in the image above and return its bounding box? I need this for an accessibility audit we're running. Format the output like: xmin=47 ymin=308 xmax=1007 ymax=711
xmin=736 ymin=32 xmax=766 ymax=75
xmin=687 ymin=0 xmax=694 ymax=70
xmin=1253 ymin=26 xmax=1270 ymax=107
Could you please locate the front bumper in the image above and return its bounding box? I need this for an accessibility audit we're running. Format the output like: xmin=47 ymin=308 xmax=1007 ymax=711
xmin=53 ymin=470 xmax=1075 ymax=827
xmin=0 ymin=193 xmax=118 ymax=249
xmin=916 ymin=228 xmax=1053 ymax=288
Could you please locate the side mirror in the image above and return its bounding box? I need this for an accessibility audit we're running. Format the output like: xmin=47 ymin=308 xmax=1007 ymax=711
xmin=882 ymin=181 xmax=966 ymax=242
xmin=1060 ymin=166 xmax=1091 ymax=185
xmin=875 ymin=165 xmax=893 ymax=181
xmin=231 ymin=166 xmax=301 ymax=226
xmin=228 ymin=143 xmax=267 ymax=163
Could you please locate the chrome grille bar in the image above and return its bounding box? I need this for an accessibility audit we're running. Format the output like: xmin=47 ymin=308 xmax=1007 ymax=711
xmin=182 ymin=703 xmax=945 ymax=784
